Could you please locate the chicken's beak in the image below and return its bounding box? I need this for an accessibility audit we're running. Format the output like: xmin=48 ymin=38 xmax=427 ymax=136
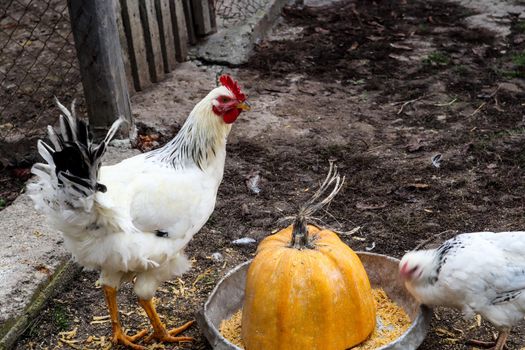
xmin=399 ymin=262 xmax=411 ymax=279
xmin=236 ymin=101 xmax=251 ymax=111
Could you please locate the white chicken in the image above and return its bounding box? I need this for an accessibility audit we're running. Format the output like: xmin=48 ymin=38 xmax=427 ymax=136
xmin=27 ymin=75 xmax=250 ymax=349
xmin=400 ymin=231 xmax=525 ymax=350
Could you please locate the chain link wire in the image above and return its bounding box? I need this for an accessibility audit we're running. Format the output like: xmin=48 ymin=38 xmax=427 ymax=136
xmin=0 ymin=0 xmax=263 ymax=161
xmin=0 ymin=0 xmax=81 ymax=161
xmin=214 ymin=0 xmax=270 ymax=28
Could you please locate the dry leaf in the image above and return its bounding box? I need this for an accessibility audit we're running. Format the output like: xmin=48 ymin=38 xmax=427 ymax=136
xmin=356 ymin=202 xmax=387 ymax=210
xmin=406 ymin=183 xmax=430 ymax=190
xmin=406 ymin=139 xmax=423 ymax=152
xmin=390 ymin=43 xmax=412 ymax=50
xmin=388 ymin=54 xmax=411 ymax=62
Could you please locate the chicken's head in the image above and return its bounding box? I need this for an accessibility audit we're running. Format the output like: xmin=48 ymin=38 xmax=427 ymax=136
xmin=210 ymin=75 xmax=250 ymax=124
xmin=399 ymin=250 xmax=437 ymax=284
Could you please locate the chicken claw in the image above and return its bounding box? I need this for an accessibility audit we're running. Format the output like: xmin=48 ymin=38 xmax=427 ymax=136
xmin=103 ymin=285 xmax=148 ymax=349
xmin=111 ymin=328 xmax=149 ymax=350
xmin=139 ymin=298 xmax=194 ymax=344
xmin=145 ymin=321 xmax=194 ymax=343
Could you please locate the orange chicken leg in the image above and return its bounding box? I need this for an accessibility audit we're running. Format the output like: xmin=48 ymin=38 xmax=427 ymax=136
xmin=103 ymin=285 xmax=148 ymax=350
xmin=138 ymin=298 xmax=194 ymax=343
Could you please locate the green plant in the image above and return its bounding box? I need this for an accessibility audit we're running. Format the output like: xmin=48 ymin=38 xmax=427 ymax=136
xmin=516 ymin=21 xmax=525 ymax=33
xmin=512 ymin=51 xmax=525 ymax=68
xmin=503 ymin=70 xmax=525 ymax=78
xmin=418 ymin=23 xmax=430 ymax=34
xmin=53 ymin=305 xmax=69 ymax=331
xmin=0 ymin=198 xmax=5 ymax=209
xmin=453 ymin=64 xmax=469 ymax=76
xmin=424 ymin=51 xmax=451 ymax=65
xmin=349 ymin=78 xmax=365 ymax=85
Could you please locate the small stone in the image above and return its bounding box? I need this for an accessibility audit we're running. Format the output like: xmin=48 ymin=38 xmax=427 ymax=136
xmin=314 ymin=27 xmax=330 ymax=35
xmin=499 ymin=82 xmax=522 ymax=94
xmin=211 ymin=252 xmax=224 ymax=262
xmin=0 ymin=123 xmax=13 ymax=130
xmin=241 ymin=203 xmax=250 ymax=216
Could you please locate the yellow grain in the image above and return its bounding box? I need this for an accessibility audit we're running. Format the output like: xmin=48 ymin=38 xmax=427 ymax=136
xmin=219 ymin=309 xmax=243 ymax=347
xmin=353 ymin=289 xmax=412 ymax=350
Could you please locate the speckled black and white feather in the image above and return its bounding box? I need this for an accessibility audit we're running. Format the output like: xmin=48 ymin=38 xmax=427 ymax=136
xmin=28 ymin=99 xmax=124 ymax=225
xmin=401 ymin=231 xmax=525 ymax=331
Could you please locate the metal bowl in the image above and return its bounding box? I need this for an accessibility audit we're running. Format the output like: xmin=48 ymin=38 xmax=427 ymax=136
xmin=196 ymin=252 xmax=432 ymax=350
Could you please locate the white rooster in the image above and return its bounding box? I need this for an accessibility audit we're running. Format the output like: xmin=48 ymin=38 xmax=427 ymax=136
xmin=27 ymin=75 xmax=250 ymax=349
xmin=400 ymin=231 xmax=525 ymax=350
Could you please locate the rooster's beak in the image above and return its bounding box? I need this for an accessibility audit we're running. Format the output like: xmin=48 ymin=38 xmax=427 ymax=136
xmin=236 ymin=101 xmax=251 ymax=111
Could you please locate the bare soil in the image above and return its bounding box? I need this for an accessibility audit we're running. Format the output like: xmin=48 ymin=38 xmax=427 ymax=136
xmin=10 ymin=0 xmax=525 ymax=349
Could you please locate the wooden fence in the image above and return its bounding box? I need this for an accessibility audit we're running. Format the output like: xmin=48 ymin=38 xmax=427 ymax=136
xmin=68 ymin=0 xmax=217 ymax=135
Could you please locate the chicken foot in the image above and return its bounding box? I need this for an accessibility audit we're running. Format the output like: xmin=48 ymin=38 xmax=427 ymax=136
xmin=103 ymin=285 xmax=149 ymax=350
xmin=138 ymin=298 xmax=194 ymax=343
xmin=465 ymin=330 xmax=509 ymax=350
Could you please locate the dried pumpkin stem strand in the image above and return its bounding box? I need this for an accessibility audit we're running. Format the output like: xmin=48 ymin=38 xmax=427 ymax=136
xmin=291 ymin=161 xmax=345 ymax=248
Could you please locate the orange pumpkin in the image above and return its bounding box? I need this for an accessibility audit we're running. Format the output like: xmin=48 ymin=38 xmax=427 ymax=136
xmin=241 ymin=221 xmax=376 ymax=350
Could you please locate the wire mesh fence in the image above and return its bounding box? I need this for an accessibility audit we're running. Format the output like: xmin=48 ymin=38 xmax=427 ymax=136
xmin=0 ymin=0 xmax=81 ymax=163
xmin=0 ymin=0 xmax=258 ymax=162
xmin=214 ymin=0 xmax=270 ymax=28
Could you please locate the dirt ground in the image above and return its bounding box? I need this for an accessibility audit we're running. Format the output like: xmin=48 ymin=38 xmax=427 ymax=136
xmin=9 ymin=0 xmax=525 ymax=349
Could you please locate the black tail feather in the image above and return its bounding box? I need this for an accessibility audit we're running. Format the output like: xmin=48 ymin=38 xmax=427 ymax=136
xmin=43 ymin=100 xmax=125 ymax=194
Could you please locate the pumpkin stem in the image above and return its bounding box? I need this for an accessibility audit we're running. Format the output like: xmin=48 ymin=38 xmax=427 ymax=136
xmin=291 ymin=215 xmax=310 ymax=248
xmin=291 ymin=161 xmax=345 ymax=249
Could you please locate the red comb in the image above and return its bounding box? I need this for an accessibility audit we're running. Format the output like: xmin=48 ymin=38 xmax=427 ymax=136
xmin=219 ymin=75 xmax=246 ymax=102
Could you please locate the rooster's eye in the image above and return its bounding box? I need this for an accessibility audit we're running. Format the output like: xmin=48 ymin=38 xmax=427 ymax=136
xmin=219 ymin=96 xmax=230 ymax=103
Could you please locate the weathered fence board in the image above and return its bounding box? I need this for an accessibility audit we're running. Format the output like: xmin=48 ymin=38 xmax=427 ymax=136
xmin=121 ymin=0 xmax=152 ymax=91
xmin=207 ymin=0 xmax=217 ymax=33
xmin=191 ymin=0 xmax=214 ymax=36
xmin=182 ymin=0 xmax=197 ymax=44
xmin=140 ymin=0 xmax=165 ymax=82
xmin=169 ymin=0 xmax=189 ymax=62
xmin=69 ymin=0 xmax=132 ymax=135
xmin=156 ymin=0 xmax=177 ymax=72
xmin=115 ymin=0 xmax=136 ymax=94
xmin=69 ymin=0 xmax=218 ymax=132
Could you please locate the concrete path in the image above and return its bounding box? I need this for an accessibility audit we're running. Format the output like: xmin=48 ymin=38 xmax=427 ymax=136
xmin=192 ymin=0 xmax=290 ymax=64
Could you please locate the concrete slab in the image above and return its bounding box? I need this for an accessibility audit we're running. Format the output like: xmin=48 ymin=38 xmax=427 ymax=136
xmin=0 ymin=144 xmax=139 ymax=350
xmin=447 ymin=0 xmax=525 ymax=37
xmin=191 ymin=0 xmax=291 ymax=65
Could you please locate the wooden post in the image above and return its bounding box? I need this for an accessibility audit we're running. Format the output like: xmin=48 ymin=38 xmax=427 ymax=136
xmin=68 ymin=0 xmax=132 ymax=136
xmin=169 ymin=0 xmax=189 ymax=62
xmin=120 ymin=0 xmax=152 ymax=91
xmin=156 ymin=0 xmax=177 ymax=72
xmin=208 ymin=0 xmax=217 ymax=33
xmin=191 ymin=0 xmax=213 ymax=36
xmin=115 ymin=0 xmax=136 ymax=94
xmin=182 ymin=0 xmax=197 ymax=45
xmin=139 ymin=0 xmax=165 ymax=82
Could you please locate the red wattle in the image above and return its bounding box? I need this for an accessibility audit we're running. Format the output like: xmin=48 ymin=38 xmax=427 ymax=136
xmin=223 ymin=109 xmax=241 ymax=124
